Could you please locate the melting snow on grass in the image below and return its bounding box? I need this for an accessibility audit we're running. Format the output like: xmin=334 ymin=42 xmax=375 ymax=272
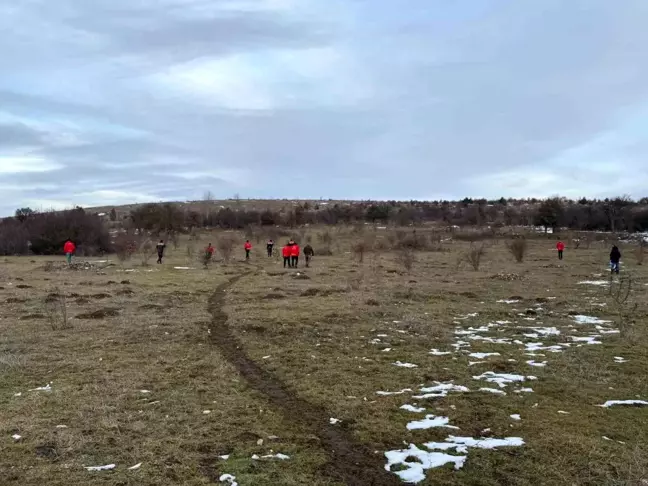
xmin=386 ymin=436 xmax=524 ymax=483
xmin=526 ymin=360 xmax=547 ymax=367
xmin=128 ymin=463 xmax=142 ymax=470
xmin=510 ymin=414 xmax=521 ymax=421
xmin=385 ymin=444 xmax=466 ymax=483
xmin=393 ymin=361 xmax=418 ymax=368
xmin=406 ymin=415 xmax=459 ymax=430
xmin=573 ymin=315 xmax=612 ymax=325
xmin=599 ymin=400 xmax=648 ymax=408
xmin=412 ymin=383 xmax=469 ymax=399
xmin=578 ymin=281 xmax=609 ymax=286
xmin=473 ymin=372 xmax=537 ymax=388
xmin=29 ymin=383 xmax=52 ymax=392
xmin=468 ymin=352 xmax=500 ymax=359
xmin=614 ymin=357 xmax=628 ymax=363
xmin=220 ymin=474 xmax=238 ymax=486
xmin=401 ymin=404 xmax=426 ymax=413
xmin=429 ymin=349 xmax=452 ymax=356
xmin=497 ymin=299 xmax=520 ymax=304
xmin=479 ymin=388 xmax=507 ymax=395
xmin=377 ymin=389 xmax=413 ymax=396
xmin=85 ymin=464 xmax=116 ymax=472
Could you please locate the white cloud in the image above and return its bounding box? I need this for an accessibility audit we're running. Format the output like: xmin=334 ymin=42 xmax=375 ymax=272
xmin=0 ymin=155 xmax=62 ymax=174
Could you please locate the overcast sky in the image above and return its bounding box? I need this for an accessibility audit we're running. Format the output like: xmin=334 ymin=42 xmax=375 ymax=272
xmin=1 ymin=0 xmax=648 ymax=215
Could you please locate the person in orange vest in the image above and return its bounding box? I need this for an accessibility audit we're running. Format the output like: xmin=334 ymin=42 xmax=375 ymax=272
xmin=290 ymin=241 xmax=300 ymax=268
xmin=63 ymin=239 xmax=76 ymax=265
xmin=556 ymin=240 xmax=565 ymax=260
xmin=244 ymin=240 xmax=252 ymax=260
xmin=282 ymin=243 xmax=292 ymax=268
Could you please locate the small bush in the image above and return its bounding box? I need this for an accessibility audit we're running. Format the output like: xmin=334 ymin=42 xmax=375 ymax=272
xmin=217 ymin=235 xmax=236 ymax=262
xmin=44 ymin=289 xmax=71 ymax=330
xmin=397 ymin=248 xmax=416 ymax=272
xmin=636 ymin=241 xmax=645 ymax=266
xmin=507 ymin=238 xmax=528 ymax=263
xmin=464 ymin=243 xmax=486 ymax=271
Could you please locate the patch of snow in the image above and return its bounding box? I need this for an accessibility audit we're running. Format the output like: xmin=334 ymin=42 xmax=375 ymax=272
xmin=393 ymin=361 xmax=418 ymax=368
xmin=573 ymin=315 xmax=612 ymax=325
xmin=139 ymin=390 xmax=151 ymax=394
xmin=514 ymin=388 xmax=534 ymax=393
xmin=479 ymin=388 xmax=507 ymax=395
xmin=497 ymin=300 xmax=520 ymax=304
xmin=578 ymin=281 xmax=609 ymax=286
xmin=614 ymin=357 xmax=628 ymax=363
xmin=174 ymin=266 xmax=194 ymax=270
xmin=85 ymin=464 xmax=116 ymax=472
xmin=376 ymin=389 xmax=412 ymax=396
xmin=12 ymin=434 xmax=21 ymax=441
xmin=570 ymin=336 xmax=602 ymax=345
xmin=219 ymin=455 xmax=230 ymax=460
xmin=329 ymin=418 xmax=341 ymax=425
xmin=468 ymin=352 xmax=500 ymax=359
xmin=510 ymin=414 xmax=521 ymax=421
xmin=220 ymin=474 xmax=238 ymax=486
xmin=557 ymin=411 xmax=570 ymax=414
xmin=385 ymin=444 xmax=466 ymax=482
xmin=407 ymin=415 xmax=459 ymax=430
xmin=401 ymin=404 xmax=426 ymax=413
xmin=413 ymin=383 xmax=469 ymax=399
xmin=128 ymin=463 xmax=142 ymax=470
xmin=526 ymin=360 xmax=547 ymax=367
xmin=29 ymin=384 xmax=52 ymax=392
xmin=599 ymin=400 xmax=648 ymax=408
xmin=203 ymin=410 xmax=212 ymax=414
xmin=473 ymin=372 xmax=537 ymax=388
xmin=56 ymin=425 xmax=68 ymax=429
xmin=431 ymin=436 xmax=524 ymax=452
xmin=13 ymin=392 xmax=21 ymax=397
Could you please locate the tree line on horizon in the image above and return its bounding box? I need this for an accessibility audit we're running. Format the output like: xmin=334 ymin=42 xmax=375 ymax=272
xmin=1 ymin=196 xmax=647 ymax=256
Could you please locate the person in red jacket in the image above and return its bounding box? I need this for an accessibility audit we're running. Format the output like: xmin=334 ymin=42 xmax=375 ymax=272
xmin=244 ymin=240 xmax=252 ymax=261
xmin=556 ymin=240 xmax=565 ymax=260
xmin=282 ymin=243 xmax=292 ymax=268
xmin=290 ymin=242 xmax=300 ymax=268
xmin=63 ymin=239 xmax=76 ymax=264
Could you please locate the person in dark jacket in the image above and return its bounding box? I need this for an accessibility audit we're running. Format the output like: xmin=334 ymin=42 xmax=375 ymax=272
xmin=610 ymin=245 xmax=621 ymax=274
xmin=303 ymin=244 xmax=314 ymax=267
xmin=266 ymin=239 xmax=274 ymax=257
xmin=156 ymin=240 xmax=166 ymax=264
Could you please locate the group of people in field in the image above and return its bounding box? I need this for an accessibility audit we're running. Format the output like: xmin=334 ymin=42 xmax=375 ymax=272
xmin=62 ymin=236 xmax=622 ymax=274
xmin=555 ymin=240 xmax=622 ymax=273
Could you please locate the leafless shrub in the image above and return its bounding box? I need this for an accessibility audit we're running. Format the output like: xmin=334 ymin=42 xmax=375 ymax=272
xmin=44 ymin=289 xmax=71 ymax=330
xmin=635 ymin=240 xmax=646 ymax=265
xmin=318 ymin=230 xmax=333 ymax=246
xmin=188 ymin=228 xmax=200 ymax=242
xmin=608 ymin=274 xmax=639 ymax=336
xmin=217 ymin=235 xmax=236 ymax=262
xmin=0 ymin=352 xmax=26 ymax=370
xmin=139 ymin=239 xmax=155 ymax=266
xmin=186 ymin=241 xmax=195 ymax=262
xmin=114 ymin=233 xmax=138 ymax=263
xmin=506 ymin=237 xmax=528 ymax=263
xmin=352 ymin=240 xmax=369 ymax=263
xmin=397 ymin=248 xmax=416 ymax=272
xmin=464 ymin=243 xmax=486 ymax=271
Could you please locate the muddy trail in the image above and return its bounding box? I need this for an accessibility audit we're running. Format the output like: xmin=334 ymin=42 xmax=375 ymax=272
xmin=206 ymin=273 xmax=401 ymax=486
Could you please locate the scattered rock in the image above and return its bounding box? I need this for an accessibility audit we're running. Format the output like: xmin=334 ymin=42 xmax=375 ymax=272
xmin=16 ymin=284 xmax=33 ymax=289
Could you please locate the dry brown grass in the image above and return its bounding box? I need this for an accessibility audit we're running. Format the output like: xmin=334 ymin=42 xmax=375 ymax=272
xmin=1 ymin=227 xmax=647 ymax=485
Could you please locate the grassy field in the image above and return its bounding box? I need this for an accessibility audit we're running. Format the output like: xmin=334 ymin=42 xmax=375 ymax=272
xmin=1 ymin=228 xmax=647 ymax=485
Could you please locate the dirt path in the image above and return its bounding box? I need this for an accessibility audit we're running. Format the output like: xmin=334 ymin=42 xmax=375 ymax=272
xmin=206 ymin=273 xmax=401 ymax=486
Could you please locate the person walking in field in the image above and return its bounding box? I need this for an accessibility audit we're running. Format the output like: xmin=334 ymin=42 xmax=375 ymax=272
xmin=63 ymin=239 xmax=76 ymax=265
xmin=290 ymin=241 xmax=300 ymax=268
xmin=303 ymin=244 xmax=314 ymax=267
xmin=204 ymin=243 xmax=215 ymax=267
xmin=156 ymin=240 xmax=166 ymax=264
xmin=266 ymin=239 xmax=274 ymax=257
xmin=610 ymin=245 xmax=621 ymax=274
xmin=282 ymin=243 xmax=292 ymax=268
xmin=556 ymin=240 xmax=565 ymax=260
xmin=244 ymin=240 xmax=252 ymax=261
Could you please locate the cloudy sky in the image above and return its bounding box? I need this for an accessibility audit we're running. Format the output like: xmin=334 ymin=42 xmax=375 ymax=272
xmin=1 ymin=0 xmax=647 ymax=215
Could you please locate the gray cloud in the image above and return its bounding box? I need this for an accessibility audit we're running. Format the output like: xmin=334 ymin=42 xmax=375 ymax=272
xmin=1 ymin=0 xmax=648 ymax=215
